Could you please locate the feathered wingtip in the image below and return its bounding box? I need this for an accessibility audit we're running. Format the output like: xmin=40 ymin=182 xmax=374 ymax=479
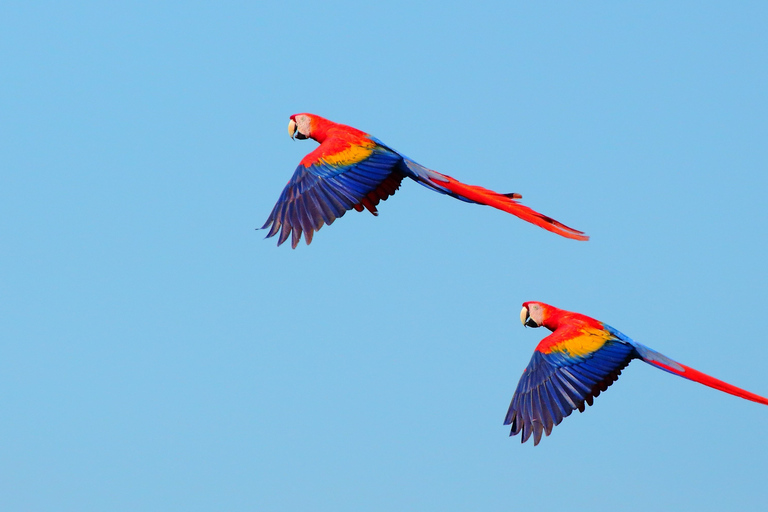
xmin=260 ymin=170 xmax=403 ymax=249
xmin=260 ymin=202 xmax=336 ymax=249
xmin=260 ymin=218 xmax=319 ymax=249
xmin=259 ymin=195 xmax=316 ymax=249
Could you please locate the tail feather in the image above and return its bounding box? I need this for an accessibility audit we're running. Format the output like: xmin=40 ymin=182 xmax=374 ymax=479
xmin=402 ymin=159 xmax=588 ymax=241
xmin=636 ymin=343 xmax=768 ymax=406
xmin=432 ymin=173 xmax=588 ymax=241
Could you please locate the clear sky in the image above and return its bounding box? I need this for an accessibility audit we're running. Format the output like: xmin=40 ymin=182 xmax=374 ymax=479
xmin=2 ymin=2 xmax=767 ymax=511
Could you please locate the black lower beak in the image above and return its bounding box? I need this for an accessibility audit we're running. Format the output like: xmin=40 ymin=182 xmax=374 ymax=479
xmin=524 ymin=316 xmax=538 ymax=328
xmin=295 ymin=132 xmax=308 ymax=140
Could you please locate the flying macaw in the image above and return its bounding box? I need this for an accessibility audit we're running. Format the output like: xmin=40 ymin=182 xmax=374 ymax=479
xmin=262 ymin=114 xmax=588 ymax=248
xmin=506 ymin=301 xmax=768 ymax=445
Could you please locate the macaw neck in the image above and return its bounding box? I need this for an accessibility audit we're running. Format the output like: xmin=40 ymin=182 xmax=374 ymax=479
xmin=540 ymin=311 xmax=563 ymax=332
xmin=308 ymin=116 xmax=334 ymax=143
xmin=543 ymin=310 xmax=603 ymax=332
xmin=309 ymin=117 xmax=368 ymax=145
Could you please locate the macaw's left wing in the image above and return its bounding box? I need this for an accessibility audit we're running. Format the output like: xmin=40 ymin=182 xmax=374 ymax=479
xmin=504 ymin=327 xmax=636 ymax=445
xmin=262 ymin=142 xmax=404 ymax=248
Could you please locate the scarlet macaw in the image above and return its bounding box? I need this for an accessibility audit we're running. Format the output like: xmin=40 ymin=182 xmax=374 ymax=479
xmin=262 ymin=114 xmax=588 ymax=248
xmin=507 ymin=301 xmax=768 ymax=445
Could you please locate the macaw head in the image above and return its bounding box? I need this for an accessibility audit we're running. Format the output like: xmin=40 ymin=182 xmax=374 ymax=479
xmin=288 ymin=114 xmax=313 ymax=140
xmin=520 ymin=301 xmax=552 ymax=328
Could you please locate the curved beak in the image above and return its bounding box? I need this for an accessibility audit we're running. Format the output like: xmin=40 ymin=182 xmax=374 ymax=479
xmin=288 ymin=119 xmax=297 ymax=140
xmin=520 ymin=306 xmax=538 ymax=328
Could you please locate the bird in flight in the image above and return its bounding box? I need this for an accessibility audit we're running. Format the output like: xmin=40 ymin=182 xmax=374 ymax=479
xmin=262 ymin=114 xmax=588 ymax=248
xmin=506 ymin=301 xmax=768 ymax=445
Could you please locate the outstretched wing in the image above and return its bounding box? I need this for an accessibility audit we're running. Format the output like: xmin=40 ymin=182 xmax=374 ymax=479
xmin=262 ymin=141 xmax=404 ymax=248
xmin=504 ymin=327 xmax=636 ymax=445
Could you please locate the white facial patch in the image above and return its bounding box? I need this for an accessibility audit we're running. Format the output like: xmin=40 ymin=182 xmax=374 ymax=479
xmin=528 ymin=303 xmax=545 ymax=325
xmin=295 ymin=115 xmax=312 ymax=137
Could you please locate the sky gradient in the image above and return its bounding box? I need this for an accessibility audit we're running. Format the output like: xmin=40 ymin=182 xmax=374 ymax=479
xmin=2 ymin=2 xmax=767 ymax=511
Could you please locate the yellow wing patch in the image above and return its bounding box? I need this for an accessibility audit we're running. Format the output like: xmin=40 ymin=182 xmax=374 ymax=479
xmin=319 ymin=140 xmax=376 ymax=167
xmin=547 ymin=327 xmax=614 ymax=358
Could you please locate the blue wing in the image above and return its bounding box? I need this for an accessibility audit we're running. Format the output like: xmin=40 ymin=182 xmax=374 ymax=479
xmin=504 ymin=331 xmax=637 ymax=445
xmin=262 ymin=146 xmax=405 ymax=248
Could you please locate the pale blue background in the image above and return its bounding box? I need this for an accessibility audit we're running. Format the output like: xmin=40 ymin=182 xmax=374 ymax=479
xmin=2 ymin=2 xmax=767 ymax=511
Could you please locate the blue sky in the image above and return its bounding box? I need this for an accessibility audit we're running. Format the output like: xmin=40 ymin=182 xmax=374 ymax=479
xmin=2 ymin=2 xmax=767 ymax=511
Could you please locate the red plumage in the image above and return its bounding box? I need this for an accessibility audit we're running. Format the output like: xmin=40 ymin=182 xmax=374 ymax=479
xmin=263 ymin=114 xmax=588 ymax=247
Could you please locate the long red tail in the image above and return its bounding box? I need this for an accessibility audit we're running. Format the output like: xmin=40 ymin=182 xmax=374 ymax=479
xmin=433 ymin=173 xmax=588 ymax=241
xmin=645 ymin=357 xmax=768 ymax=406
